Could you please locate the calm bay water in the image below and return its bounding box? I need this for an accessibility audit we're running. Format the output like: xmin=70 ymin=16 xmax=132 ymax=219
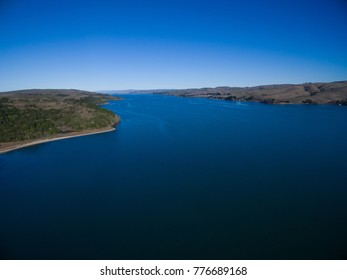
xmin=1 ymin=94 xmax=347 ymax=259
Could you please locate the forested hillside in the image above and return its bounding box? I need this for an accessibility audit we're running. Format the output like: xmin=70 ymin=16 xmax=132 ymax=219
xmin=0 ymin=89 xmax=120 ymax=143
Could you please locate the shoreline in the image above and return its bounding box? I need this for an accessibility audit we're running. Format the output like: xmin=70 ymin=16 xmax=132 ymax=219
xmin=0 ymin=127 xmax=116 ymax=155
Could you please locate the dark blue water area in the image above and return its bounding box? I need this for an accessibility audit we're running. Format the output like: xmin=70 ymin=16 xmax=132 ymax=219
xmin=1 ymin=94 xmax=347 ymax=260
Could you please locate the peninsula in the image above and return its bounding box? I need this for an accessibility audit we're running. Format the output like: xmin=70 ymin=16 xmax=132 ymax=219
xmin=0 ymin=89 xmax=120 ymax=154
xmin=153 ymin=81 xmax=347 ymax=105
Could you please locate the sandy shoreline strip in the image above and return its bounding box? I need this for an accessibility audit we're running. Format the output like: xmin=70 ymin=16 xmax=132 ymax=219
xmin=0 ymin=127 xmax=116 ymax=155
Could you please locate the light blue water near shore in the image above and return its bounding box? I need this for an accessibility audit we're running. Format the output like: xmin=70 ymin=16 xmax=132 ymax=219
xmin=1 ymin=94 xmax=347 ymax=259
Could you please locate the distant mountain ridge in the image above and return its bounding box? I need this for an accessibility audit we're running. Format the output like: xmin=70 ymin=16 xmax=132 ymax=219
xmin=151 ymin=81 xmax=347 ymax=105
xmin=98 ymin=89 xmax=173 ymax=94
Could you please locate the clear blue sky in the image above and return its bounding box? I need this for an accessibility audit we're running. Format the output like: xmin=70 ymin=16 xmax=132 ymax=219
xmin=1 ymin=0 xmax=346 ymax=91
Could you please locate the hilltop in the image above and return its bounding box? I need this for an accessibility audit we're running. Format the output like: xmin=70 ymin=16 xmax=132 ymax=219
xmin=0 ymin=89 xmax=120 ymax=153
xmin=152 ymin=81 xmax=347 ymax=105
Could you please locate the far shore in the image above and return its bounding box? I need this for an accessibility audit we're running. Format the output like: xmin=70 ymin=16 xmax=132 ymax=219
xmin=0 ymin=127 xmax=116 ymax=155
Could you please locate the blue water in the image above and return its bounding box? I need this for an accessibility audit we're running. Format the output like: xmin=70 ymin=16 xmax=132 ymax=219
xmin=1 ymin=94 xmax=347 ymax=259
